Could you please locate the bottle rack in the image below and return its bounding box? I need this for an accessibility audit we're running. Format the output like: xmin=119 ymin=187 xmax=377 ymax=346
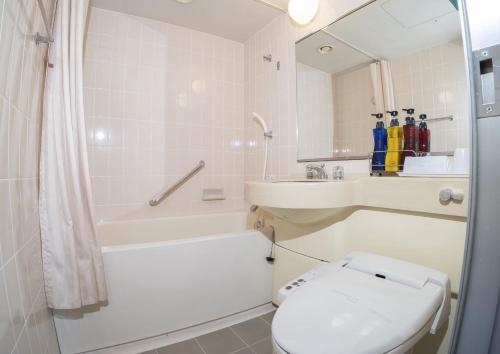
xmin=369 ymin=149 xmax=422 ymax=176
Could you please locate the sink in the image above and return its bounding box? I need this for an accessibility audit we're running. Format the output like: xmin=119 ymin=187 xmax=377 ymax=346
xmin=245 ymin=179 xmax=356 ymax=224
xmin=260 ymin=206 xmax=348 ymax=224
xmin=245 ymin=176 xmax=468 ymax=224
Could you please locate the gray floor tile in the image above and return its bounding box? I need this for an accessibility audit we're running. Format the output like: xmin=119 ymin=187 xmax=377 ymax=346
xmin=231 ymin=348 xmax=254 ymax=354
xmin=197 ymin=327 xmax=246 ymax=354
xmin=231 ymin=318 xmax=271 ymax=345
xmin=260 ymin=310 xmax=276 ymax=325
xmin=138 ymin=351 xmax=157 ymax=354
xmin=157 ymin=339 xmax=204 ymax=354
xmin=251 ymin=337 xmax=274 ymax=354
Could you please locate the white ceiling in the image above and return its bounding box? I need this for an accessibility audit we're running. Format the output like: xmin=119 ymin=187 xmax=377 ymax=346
xmin=326 ymin=0 xmax=461 ymax=60
xmin=296 ymin=31 xmax=374 ymax=75
xmin=90 ymin=0 xmax=287 ymax=43
xmin=297 ymin=0 xmax=461 ymax=76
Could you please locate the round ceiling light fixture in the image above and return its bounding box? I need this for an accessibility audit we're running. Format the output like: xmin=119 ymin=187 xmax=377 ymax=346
xmin=288 ymin=0 xmax=319 ymax=25
xmin=174 ymin=0 xmax=193 ymax=4
xmin=318 ymin=45 xmax=334 ymax=54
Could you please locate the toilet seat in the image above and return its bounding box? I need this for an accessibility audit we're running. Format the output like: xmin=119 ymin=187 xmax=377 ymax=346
xmin=271 ymin=252 xmax=450 ymax=354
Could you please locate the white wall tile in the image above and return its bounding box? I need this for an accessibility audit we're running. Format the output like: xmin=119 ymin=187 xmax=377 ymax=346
xmin=296 ymin=63 xmax=334 ymax=159
xmin=85 ymin=7 xmax=245 ymax=221
xmin=244 ymin=4 xmax=470 ymax=180
xmin=391 ymin=41 xmax=469 ymax=153
xmin=0 ymin=0 xmax=59 ymax=352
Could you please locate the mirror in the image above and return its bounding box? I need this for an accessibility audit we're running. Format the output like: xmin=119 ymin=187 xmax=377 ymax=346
xmin=296 ymin=0 xmax=467 ymax=161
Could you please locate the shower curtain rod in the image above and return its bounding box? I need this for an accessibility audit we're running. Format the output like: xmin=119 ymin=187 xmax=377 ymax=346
xmin=35 ymin=0 xmax=54 ymax=45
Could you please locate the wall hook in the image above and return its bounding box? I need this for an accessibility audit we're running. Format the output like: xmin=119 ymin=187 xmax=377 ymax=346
xmin=263 ymin=54 xmax=279 ymax=70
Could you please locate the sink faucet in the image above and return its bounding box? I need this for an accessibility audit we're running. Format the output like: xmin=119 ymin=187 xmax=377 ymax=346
xmin=333 ymin=166 xmax=344 ymax=180
xmin=306 ymin=163 xmax=328 ymax=179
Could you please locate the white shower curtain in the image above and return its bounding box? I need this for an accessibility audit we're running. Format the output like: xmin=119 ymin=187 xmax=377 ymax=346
xmin=39 ymin=0 xmax=107 ymax=309
xmin=369 ymin=60 xmax=395 ymax=116
xmin=379 ymin=60 xmax=396 ymax=111
xmin=369 ymin=61 xmax=385 ymax=114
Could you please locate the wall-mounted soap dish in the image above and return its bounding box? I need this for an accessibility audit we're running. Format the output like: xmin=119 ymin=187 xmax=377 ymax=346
xmin=202 ymin=188 xmax=226 ymax=201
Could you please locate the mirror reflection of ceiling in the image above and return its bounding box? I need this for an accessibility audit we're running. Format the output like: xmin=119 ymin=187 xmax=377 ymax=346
xmin=296 ymin=31 xmax=374 ymax=75
xmin=326 ymin=0 xmax=461 ymax=60
xmin=90 ymin=0 xmax=286 ymax=42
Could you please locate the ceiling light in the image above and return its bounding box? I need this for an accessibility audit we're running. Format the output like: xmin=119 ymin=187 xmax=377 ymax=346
xmin=288 ymin=0 xmax=319 ymax=25
xmin=174 ymin=0 xmax=193 ymax=4
xmin=318 ymin=45 xmax=334 ymax=54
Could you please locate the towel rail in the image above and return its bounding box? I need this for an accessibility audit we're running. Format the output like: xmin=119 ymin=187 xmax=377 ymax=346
xmin=149 ymin=161 xmax=205 ymax=207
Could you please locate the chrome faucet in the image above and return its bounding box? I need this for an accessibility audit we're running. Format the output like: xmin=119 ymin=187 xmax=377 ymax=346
xmin=333 ymin=166 xmax=344 ymax=180
xmin=306 ymin=163 xmax=328 ymax=179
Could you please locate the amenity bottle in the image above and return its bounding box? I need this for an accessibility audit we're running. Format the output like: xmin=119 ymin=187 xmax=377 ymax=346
xmin=402 ymin=108 xmax=417 ymax=164
xmin=385 ymin=111 xmax=403 ymax=172
xmin=371 ymin=113 xmax=387 ymax=171
xmin=418 ymin=114 xmax=431 ymax=154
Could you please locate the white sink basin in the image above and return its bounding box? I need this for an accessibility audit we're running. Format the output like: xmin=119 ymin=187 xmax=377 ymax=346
xmin=245 ymin=176 xmax=468 ymax=224
xmin=259 ymin=206 xmax=348 ymax=224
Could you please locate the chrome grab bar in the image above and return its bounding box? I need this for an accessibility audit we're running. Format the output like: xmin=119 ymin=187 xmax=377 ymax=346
xmin=149 ymin=160 xmax=205 ymax=207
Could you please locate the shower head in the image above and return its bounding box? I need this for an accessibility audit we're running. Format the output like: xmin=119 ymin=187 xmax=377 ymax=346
xmin=252 ymin=112 xmax=269 ymax=133
xmin=252 ymin=112 xmax=272 ymax=180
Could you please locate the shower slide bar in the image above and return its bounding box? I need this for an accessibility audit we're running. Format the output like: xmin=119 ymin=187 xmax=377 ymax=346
xmin=35 ymin=0 xmax=54 ymax=45
xmin=149 ymin=160 xmax=205 ymax=207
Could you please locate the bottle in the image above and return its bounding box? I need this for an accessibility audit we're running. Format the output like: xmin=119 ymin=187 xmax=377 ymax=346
xmin=371 ymin=113 xmax=387 ymax=171
xmin=385 ymin=110 xmax=403 ymax=172
xmin=418 ymin=114 xmax=431 ymax=154
xmin=402 ymin=108 xmax=417 ymax=164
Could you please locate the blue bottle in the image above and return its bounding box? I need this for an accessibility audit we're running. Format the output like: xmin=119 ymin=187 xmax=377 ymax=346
xmin=371 ymin=113 xmax=387 ymax=171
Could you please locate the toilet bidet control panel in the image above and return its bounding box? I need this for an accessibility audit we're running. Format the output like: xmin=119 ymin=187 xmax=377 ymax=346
xmin=276 ymin=263 xmax=337 ymax=305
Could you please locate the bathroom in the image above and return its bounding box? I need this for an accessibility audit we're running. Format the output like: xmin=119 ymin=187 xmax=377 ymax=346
xmin=0 ymin=0 xmax=499 ymax=353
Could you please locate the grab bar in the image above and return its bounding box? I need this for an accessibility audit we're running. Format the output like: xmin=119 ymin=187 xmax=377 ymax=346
xmin=149 ymin=161 xmax=205 ymax=207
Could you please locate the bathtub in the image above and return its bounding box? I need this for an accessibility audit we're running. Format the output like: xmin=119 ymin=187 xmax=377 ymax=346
xmin=54 ymin=212 xmax=273 ymax=354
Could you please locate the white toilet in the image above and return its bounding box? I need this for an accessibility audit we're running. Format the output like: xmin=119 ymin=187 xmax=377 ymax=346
xmin=272 ymin=252 xmax=451 ymax=354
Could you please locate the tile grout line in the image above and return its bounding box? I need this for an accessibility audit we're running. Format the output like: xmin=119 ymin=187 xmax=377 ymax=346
xmin=228 ymin=327 xmax=256 ymax=354
xmin=258 ymin=316 xmax=272 ymax=327
xmin=251 ymin=335 xmax=273 ymax=347
xmin=194 ymin=337 xmax=207 ymax=354
xmin=259 ymin=312 xmax=275 ymax=326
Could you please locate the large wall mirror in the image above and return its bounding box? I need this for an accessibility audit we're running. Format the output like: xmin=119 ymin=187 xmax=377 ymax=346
xmin=296 ymin=0 xmax=467 ymax=161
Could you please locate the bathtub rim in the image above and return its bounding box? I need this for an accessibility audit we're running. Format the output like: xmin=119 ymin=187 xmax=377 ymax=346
xmin=96 ymin=211 xmax=249 ymax=228
xmin=101 ymin=229 xmax=263 ymax=253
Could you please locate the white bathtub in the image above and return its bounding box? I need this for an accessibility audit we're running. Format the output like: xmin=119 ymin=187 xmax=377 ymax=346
xmin=54 ymin=212 xmax=273 ymax=354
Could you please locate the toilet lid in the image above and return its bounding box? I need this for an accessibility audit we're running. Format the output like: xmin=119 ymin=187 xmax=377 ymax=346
xmin=272 ymin=266 xmax=443 ymax=354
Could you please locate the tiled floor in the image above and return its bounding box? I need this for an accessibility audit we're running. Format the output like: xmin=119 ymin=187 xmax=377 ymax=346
xmin=140 ymin=311 xmax=277 ymax=354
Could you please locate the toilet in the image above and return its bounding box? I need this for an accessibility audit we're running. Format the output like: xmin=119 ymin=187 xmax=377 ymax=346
xmin=272 ymin=252 xmax=451 ymax=354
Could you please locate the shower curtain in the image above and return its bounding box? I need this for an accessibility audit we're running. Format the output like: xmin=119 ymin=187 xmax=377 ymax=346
xmin=39 ymin=0 xmax=107 ymax=309
xmin=380 ymin=60 xmax=396 ymax=111
xmin=370 ymin=60 xmax=396 ymax=114
xmin=370 ymin=62 xmax=385 ymax=113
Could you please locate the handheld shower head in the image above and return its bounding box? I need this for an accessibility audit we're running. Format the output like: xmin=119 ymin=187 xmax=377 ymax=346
xmin=252 ymin=112 xmax=269 ymax=133
xmin=251 ymin=112 xmax=272 ymax=180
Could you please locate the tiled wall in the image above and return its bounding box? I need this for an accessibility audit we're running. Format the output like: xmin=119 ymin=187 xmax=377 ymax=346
xmin=332 ymin=64 xmax=375 ymax=157
xmin=244 ymin=0 xmax=469 ymax=180
xmin=244 ymin=16 xmax=296 ymax=182
xmin=296 ymin=62 xmax=334 ymax=160
xmin=329 ymin=40 xmax=468 ymax=159
xmin=0 ymin=0 xmax=60 ymax=354
xmin=391 ymin=40 xmax=468 ymax=152
xmin=84 ymin=8 xmax=245 ymax=221
xmin=244 ymin=0 xmax=373 ymax=181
